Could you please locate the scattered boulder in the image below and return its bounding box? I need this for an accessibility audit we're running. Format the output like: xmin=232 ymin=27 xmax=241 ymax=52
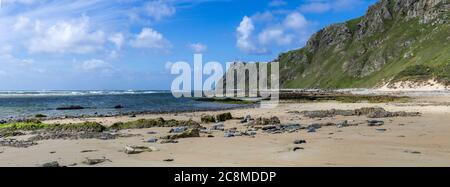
xmin=336 ymin=120 xmax=348 ymax=128
xmin=224 ymin=131 xmax=235 ymax=138
xmin=367 ymin=120 xmax=385 ymax=126
xmin=124 ymin=145 xmax=156 ymax=154
xmin=146 ymin=138 xmax=158 ymax=143
xmin=41 ymin=161 xmax=61 ymax=167
xmin=164 ymin=128 xmax=200 ymax=139
xmin=164 ymin=159 xmax=174 ymax=162
xmin=216 ymin=112 xmax=233 ymax=122
xmin=211 ymin=123 xmax=225 ymax=131
xmin=169 ymin=126 xmax=188 ymax=133
xmin=240 ymin=115 xmax=252 ymax=123
xmin=82 ymin=157 xmax=111 ymax=165
xmin=160 ymin=140 xmax=179 ymax=144
xmin=248 ymin=116 xmax=281 ymax=126
xmin=292 ymin=147 xmax=304 ymax=152
xmin=201 ymin=115 xmax=216 ymax=123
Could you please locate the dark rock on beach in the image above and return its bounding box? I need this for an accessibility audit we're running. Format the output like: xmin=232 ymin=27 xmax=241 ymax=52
xmin=294 ymin=140 xmax=307 ymax=144
xmin=367 ymin=120 xmax=385 ymax=127
xmin=201 ymin=115 xmax=216 ymax=123
xmin=41 ymin=161 xmax=61 ymax=167
xmin=82 ymin=157 xmax=111 ymax=165
xmin=216 ymin=112 xmax=233 ymax=122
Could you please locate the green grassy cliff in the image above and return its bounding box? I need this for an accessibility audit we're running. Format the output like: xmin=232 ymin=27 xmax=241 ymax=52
xmin=278 ymin=0 xmax=449 ymax=89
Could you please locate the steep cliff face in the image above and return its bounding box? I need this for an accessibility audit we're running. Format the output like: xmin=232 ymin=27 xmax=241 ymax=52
xmin=279 ymin=0 xmax=449 ymax=88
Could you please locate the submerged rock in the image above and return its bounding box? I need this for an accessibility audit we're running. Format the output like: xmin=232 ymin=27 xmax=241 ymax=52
xmin=114 ymin=105 xmax=124 ymax=109
xmin=56 ymin=105 xmax=84 ymax=110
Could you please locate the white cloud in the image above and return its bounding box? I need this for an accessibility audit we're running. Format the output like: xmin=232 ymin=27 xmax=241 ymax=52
xmin=28 ymin=17 xmax=106 ymax=54
xmin=2 ymin=0 xmax=40 ymax=5
xmin=108 ymin=33 xmax=125 ymax=50
xmin=299 ymin=2 xmax=331 ymax=13
xmin=79 ymin=59 xmax=112 ymax=72
xmin=236 ymin=11 xmax=311 ymax=54
xmin=189 ymin=43 xmax=207 ymax=53
xmin=13 ymin=16 xmax=32 ymax=31
xmin=145 ymin=0 xmax=176 ymax=21
xmin=130 ymin=27 xmax=171 ymax=49
xmin=251 ymin=11 xmax=274 ymax=23
xmin=299 ymin=0 xmax=363 ymax=13
xmin=268 ymin=0 xmax=287 ymax=7
xmin=283 ymin=12 xmax=308 ymax=30
xmin=258 ymin=27 xmax=293 ymax=46
xmin=236 ymin=16 xmax=267 ymax=54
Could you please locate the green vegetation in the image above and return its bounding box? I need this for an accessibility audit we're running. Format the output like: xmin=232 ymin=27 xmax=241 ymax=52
xmin=0 ymin=121 xmax=105 ymax=132
xmin=0 ymin=121 xmax=47 ymax=131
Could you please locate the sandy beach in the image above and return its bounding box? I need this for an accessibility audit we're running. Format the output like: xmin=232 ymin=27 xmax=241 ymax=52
xmin=1 ymin=91 xmax=450 ymax=167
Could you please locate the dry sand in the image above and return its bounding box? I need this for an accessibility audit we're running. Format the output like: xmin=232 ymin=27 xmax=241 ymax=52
xmin=1 ymin=93 xmax=450 ymax=167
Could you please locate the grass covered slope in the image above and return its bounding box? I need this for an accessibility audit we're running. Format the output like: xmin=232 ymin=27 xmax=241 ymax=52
xmin=279 ymin=0 xmax=449 ymax=89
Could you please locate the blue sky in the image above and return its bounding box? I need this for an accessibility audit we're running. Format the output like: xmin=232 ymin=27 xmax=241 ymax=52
xmin=0 ymin=0 xmax=377 ymax=90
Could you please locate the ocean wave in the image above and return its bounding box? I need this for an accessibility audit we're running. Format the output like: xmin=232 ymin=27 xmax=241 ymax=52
xmin=0 ymin=90 xmax=164 ymax=97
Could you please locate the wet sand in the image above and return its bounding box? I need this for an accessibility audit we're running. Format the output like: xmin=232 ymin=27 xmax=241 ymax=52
xmin=1 ymin=93 xmax=450 ymax=167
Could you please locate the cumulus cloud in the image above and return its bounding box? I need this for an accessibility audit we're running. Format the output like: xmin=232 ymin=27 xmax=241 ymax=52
xmin=189 ymin=43 xmax=207 ymax=53
xmin=236 ymin=11 xmax=311 ymax=55
xmin=145 ymin=0 xmax=176 ymax=21
xmin=299 ymin=0 xmax=364 ymax=13
xmin=283 ymin=12 xmax=308 ymax=30
xmin=130 ymin=27 xmax=171 ymax=49
xmin=13 ymin=16 xmax=32 ymax=31
xmin=268 ymin=0 xmax=287 ymax=7
xmin=28 ymin=17 xmax=106 ymax=54
xmin=108 ymin=33 xmax=125 ymax=50
xmin=258 ymin=28 xmax=293 ymax=46
xmin=236 ymin=16 xmax=267 ymax=54
xmin=78 ymin=59 xmax=114 ymax=74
